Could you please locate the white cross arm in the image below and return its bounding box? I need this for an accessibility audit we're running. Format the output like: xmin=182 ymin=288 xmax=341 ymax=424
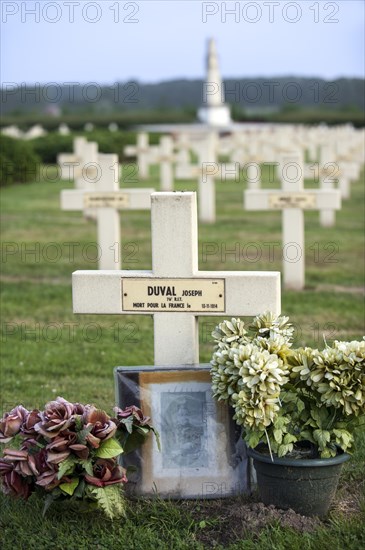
xmin=58 ymin=153 xmax=79 ymax=164
xmin=124 ymin=145 xmax=138 ymax=156
xmin=245 ymin=190 xmax=341 ymax=210
xmin=61 ymin=189 xmax=155 ymax=210
xmin=58 ymin=154 xmax=81 ymax=179
xmin=176 ymin=163 xmax=239 ymax=180
xmin=72 ymin=270 xmax=281 ymax=316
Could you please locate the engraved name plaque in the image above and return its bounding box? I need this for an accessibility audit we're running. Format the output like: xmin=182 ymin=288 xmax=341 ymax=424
xmin=269 ymin=193 xmax=316 ymax=209
xmin=122 ymin=278 xmax=225 ymax=312
xmin=83 ymin=192 xmax=130 ymax=209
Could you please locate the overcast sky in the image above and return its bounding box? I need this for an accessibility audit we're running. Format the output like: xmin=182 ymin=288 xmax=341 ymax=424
xmin=1 ymin=1 xmax=364 ymax=85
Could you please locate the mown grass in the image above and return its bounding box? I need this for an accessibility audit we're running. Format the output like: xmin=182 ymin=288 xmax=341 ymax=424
xmin=0 ymin=161 xmax=364 ymax=548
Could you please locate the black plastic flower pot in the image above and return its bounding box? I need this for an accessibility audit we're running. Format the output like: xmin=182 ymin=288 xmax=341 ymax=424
xmin=247 ymin=446 xmax=350 ymax=517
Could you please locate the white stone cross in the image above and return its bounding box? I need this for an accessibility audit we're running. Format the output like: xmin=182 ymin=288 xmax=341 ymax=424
xmin=245 ymin=151 xmax=342 ymax=290
xmin=72 ymin=192 xmax=281 ymax=365
xmin=61 ymin=154 xmax=155 ymax=270
xmin=156 ymin=136 xmax=176 ymax=191
xmin=319 ymin=144 xmax=339 ymax=228
xmin=337 ymin=157 xmax=360 ymax=200
xmin=176 ymin=134 xmax=239 ymax=223
xmin=245 ymin=141 xmax=263 ymax=190
xmin=58 ymin=137 xmax=99 ymax=190
xmin=175 ymin=132 xmax=191 ymax=168
xmin=124 ymin=132 xmax=150 ymax=179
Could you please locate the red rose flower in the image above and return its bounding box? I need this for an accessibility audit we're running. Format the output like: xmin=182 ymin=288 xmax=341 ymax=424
xmin=85 ymin=458 xmax=127 ymax=488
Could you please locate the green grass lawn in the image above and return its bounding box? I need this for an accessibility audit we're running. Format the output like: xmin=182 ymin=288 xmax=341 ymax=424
xmin=0 ymin=162 xmax=364 ymax=549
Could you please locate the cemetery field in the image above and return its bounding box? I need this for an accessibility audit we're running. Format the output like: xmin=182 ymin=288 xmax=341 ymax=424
xmin=1 ymin=163 xmax=364 ymax=549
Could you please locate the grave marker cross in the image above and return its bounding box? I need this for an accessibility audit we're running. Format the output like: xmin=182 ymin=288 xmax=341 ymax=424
xmin=124 ymin=133 xmax=150 ymax=179
xmin=156 ymin=136 xmax=176 ymax=191
xmin=176 ymin=134 xmax=239 ymax=223
xmin=72 ymin=192 xmax=281 ymax=365
xmin=245 ymin=151 xmax=341 ymax=290
xmin=58 ymin=137 xmax=99 ymax=189
xmin=61 ymin=154 xmax=154 ymax=270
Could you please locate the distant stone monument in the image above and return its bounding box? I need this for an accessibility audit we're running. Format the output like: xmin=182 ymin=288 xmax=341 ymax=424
xmin=198 ymin=38 xmax=231 ymax=127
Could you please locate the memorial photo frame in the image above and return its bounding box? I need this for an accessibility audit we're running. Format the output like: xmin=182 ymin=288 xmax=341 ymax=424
xmin=115 ymin=365 xmax=249 ymax=498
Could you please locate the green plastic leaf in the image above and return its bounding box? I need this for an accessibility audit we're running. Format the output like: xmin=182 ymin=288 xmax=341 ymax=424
xmin=95 ymin=438 xmax=123 ymax=459
xmin=313 ymin=429 xmax=331 ymax=449
xmin=57 ymin=456 xmax=77 ymax=480
xmin=283 ymin=433 xmax=297 ymax=445
xmin=333 ymin=429 xmax=352 ymax=449
xmin=152 ymin=428 xmax=161 ymax=452
xmin=273 ymin=429 xmax=283 ymax=444
xmin=299 ymin=430 xmax=315 ymax=443
xmin=91 ymin=485 xmax=126 ymax=519
xmin=120 ymin=416 xmax=134 ymax=434
xmin=76 ymin=425 xmax=93 ymax=444
xmin=78 ymin=459 xmax=93 ymax=476
xmin=310 ymin=407 xmax=329 ymax=429
xmin=277 ymin=443 xmax=293 ymax=457
xmin=73 ymin=478 xmax=86 ymax=499
xmin=246 ymin=431 xmax=262 ymax=449
xmin=273 ymin=416 xmax=289 ymax=430
xmin=320 ymin=447 xmax=337 ymax=458
xmin=60 ymin=478 xmax=79 ymax=496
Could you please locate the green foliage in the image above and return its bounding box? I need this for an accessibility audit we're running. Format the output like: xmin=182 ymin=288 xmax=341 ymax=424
xmin=32 ymin=134 xmax=74 ymax=163
xmin=88 ymin=485 xmax=126 ymax=520
xmin=59 ymin=478 xmax=79 ymax=496
xmin=0 ymin=110 xmax=195 ymax=132
xmin=210 ymin=314 xmax=365 ymax=458
xmin=31 ymin=130 xmax=161 ymax=164
xmin=85 ymin=130 xmax=161 ymax=162
xmin=95 ymin=438 xmax=123 ymax=459
xmin=57 ymin=456 xmax=77 ymax=479
xmin=0 ymin=136 xmax=40 ymax=186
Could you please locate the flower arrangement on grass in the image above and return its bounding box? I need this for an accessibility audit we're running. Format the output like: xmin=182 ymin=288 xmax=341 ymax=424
xmin=0 ymin=397 xmax=158 ymax=518
xmin=210 ymin=312 xmax=365 ymax=459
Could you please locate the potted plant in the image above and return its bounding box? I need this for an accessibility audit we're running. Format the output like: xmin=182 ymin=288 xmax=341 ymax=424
xmin=210 ymin=312 xmax=365 ymax=517
xmin=0 ymin=397 xmax=158 ymax=519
